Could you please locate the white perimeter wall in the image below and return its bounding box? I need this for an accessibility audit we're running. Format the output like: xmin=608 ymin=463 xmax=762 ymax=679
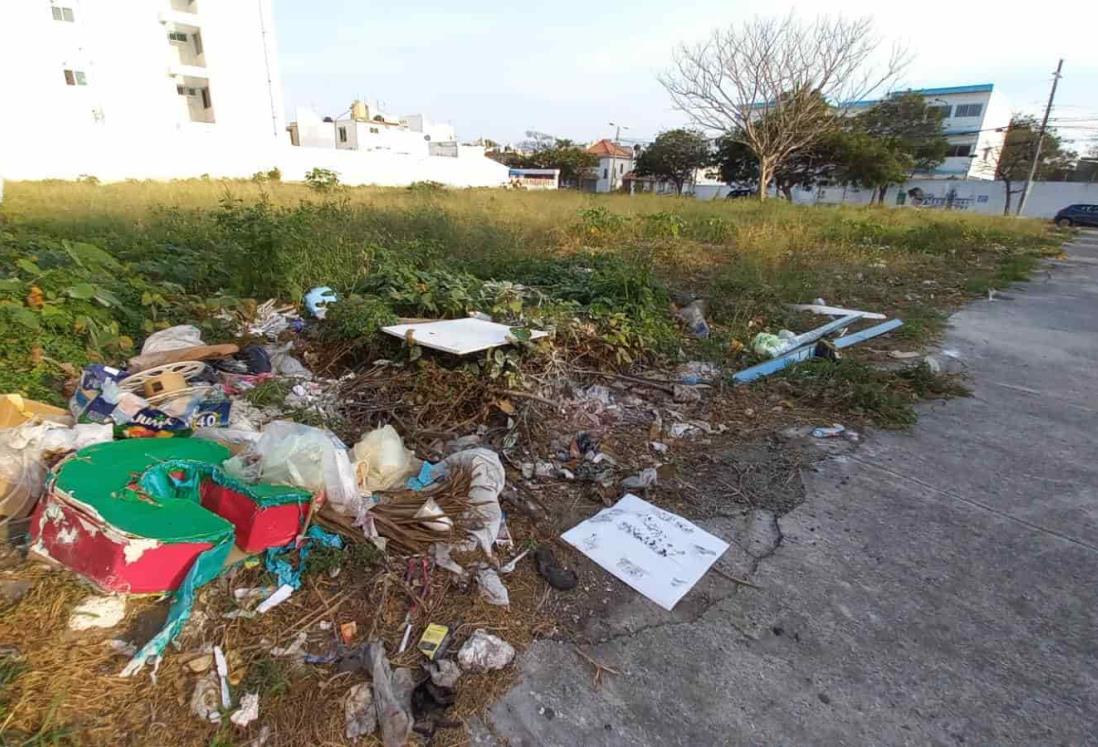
xmin=0 ymin=133 xmax=509 ymax=188
xmin=694 ymin=180 xmax=1098 ymax=219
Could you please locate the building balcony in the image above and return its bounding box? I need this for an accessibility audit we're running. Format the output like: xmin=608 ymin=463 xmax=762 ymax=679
xmin=159 ymin=9 xmax=200 ymax=27
xmin=168 ymin=62 xmax=208 ymax=80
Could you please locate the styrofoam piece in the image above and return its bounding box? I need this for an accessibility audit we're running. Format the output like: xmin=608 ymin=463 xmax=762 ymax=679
xmin=790 ymin=303 xmax=887 ymax=320
xmin=381 ymin=318 xmax=548 ymax=356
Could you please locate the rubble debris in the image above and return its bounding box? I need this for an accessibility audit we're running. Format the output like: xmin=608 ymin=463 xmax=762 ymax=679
xmin=344 ymin=683 xmax=377 ymax=740
xmin=271 ymin=631 xmax=309 ymax=660
xmin=561 ymin=493 xmax=729 ymax=610
xmin=672 ymin=384 xmax=702 ymax=404
xmin=67 ymin=595 xmax=126 ymax=631
xmin=381 ymin=318 xmax=548 ymax=356
xmin=534 ymin=545 xmax=578 ymax=591
xmin=243 ymin=300 xmax=302 ymax=339
xmin=457 ymin=629 xmax=515 ymax=672
xmin=230 ymin=693 xmax=260 ymax=728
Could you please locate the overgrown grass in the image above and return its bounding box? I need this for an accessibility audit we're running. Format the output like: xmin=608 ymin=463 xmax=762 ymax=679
xmin=783 ymin=359 xmax=972 ymax=428
xmin=0 ymin=179 xmax=1062 ymax=409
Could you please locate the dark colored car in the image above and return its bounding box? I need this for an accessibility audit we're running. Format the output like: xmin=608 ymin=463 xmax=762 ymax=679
xmin=1053 ymin=204 xmax=1098 ymax=227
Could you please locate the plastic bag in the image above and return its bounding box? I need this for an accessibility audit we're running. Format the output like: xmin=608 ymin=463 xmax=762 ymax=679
xmin=457 ymin=629 xmax=515 ymax=672
xmin=263 ymin=343 xmax=313 ymax=380
xmin=223 ymin=421 xmax=358 ymax=507
xmin=141 ymin=325 xmax=204 ymax=354
xmin=351 ymin=425 xmax=416 ymax=495
xmin=436 ymin=448 xmax=505 ymax=554
xmin=0 ymin=421 xmax=113 ymax=520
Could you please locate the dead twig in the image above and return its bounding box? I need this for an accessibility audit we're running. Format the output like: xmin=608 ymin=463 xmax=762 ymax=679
xmin=572 ymin=645 xmax=621 ymax=688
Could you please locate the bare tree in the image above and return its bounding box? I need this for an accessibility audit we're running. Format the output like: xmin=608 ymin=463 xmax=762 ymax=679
xmin=660 ymin=15 xmax=908 ymax=199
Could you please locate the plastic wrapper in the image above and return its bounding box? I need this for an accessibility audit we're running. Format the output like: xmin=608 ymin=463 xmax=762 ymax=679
xmin=223 ymin=420 xmax=358 ymax=506
xmin=436 ymin=448 xmax=505 ymax=553
xmin=141 ymin=324 xmax=204 ymax=354
xmin=0 ymin=421 xmax=113 ymax=520
xmin=351 ymin=425 xmax=416 ymax=495
xmin=456 ymin=629 xmax=515 ymax=672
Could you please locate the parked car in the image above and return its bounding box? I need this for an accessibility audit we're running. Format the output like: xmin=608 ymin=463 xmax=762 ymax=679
xmin=724 ymin=188 xmax=754 ymax=200
xmin=1053 ymin=204 xmax=1098 ymax=227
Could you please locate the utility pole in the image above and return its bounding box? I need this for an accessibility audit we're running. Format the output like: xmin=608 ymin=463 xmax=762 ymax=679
xmin=608 ymin=122 xmax=629 ymax=192
xmin=1017 ymin=59 xmax=1063 ymax=217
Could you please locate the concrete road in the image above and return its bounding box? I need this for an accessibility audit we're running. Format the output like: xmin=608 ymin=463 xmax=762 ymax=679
xmin=479 ymin=233 xmax=1098 ymax=745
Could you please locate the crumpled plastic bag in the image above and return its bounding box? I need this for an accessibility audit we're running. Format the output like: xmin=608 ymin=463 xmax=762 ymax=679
xmin=264 ymin=342 xmax=313 ymax=380
xmin=457 ymin=629 xmax=515 ymax=672
xmin=351 ymin=425 xmax=416 ymax=495
xmin=0 ymin=421 xmax=113 ymax=520
xmin=141 ymin=324 xmax=204 ymax=354
xmin=344 ymin=683 xmax=377 ymax=740
xmin=751 ymin=330 xmax=798 ymax=357
xmin=436 ymin=448 xmax=505 ymax=554
xmin=223 ymin=421 xmax=357 ymax=507
xmin=368 ymin=642 xmax=414 ymax=747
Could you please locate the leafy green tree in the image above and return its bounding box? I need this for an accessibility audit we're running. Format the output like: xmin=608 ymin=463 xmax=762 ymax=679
xmin=519 ymin=139 xmax=598 ymax=184
xmin=634 ymin=129 xmax=711 ymax=194
xmin=993 ymin=116 xmax=1076 ymax=214
xmin=712 ymin=125 xmax=845 ymax=199
xmin=844 ymin=92 xmax=949 ymax=203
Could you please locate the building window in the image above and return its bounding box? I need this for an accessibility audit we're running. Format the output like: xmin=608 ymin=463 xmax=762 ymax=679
xmin=926 ymin=104 xmax=951 ymax=119
xmin=369 ymin=127 xmax=379 ymax=134
xmin=603 ymin=168 xmax=608 ymax=179
xmin=168 ymin=31 xmax=189 ymax=43
xmin=946 ymin=144 xmax=973 ymax=158
xmin=51 ymin=6 xmax=74 ymax=22
xmin=200 ymin=87 xmax=211 ymax=109
xmin=338 ymin=126 xmax=348 ymax=143
xmin=954 ymin=103 xmax=983 ymax=118
xmin=63 ymin=69 xmax=87 ymax=86
xmin=192 ymin=31 xmax=203 ymax=56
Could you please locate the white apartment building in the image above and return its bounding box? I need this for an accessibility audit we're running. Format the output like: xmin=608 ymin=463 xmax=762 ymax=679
xmin=848 ymin=84 xmax=1011 ymax=180
xmin=0 ymin=1 xmax=508 ymax=187
xmin=0 ymin=0 xmax=285 ymax=180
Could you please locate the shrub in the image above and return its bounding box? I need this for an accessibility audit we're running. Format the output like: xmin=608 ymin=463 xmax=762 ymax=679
xmin=304 ymin=167 xmax=340 ymax=192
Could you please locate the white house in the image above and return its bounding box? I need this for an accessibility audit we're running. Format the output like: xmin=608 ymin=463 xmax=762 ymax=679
xmin=846 ymin=84 xmax=1011 ymax=180
xmin=0 ymin=0 xmax=508 ymax=188
xmin=584 ymin=139 xmax=635 ymax=192
xmin=0 ymin=0 xmax=286 ymax=180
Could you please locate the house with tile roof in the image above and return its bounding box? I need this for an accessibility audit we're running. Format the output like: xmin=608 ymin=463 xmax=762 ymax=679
xmin=583 ymin=138 xmax=635 ymax=192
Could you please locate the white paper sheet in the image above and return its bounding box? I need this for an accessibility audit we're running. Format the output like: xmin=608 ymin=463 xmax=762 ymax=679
xmin=561 ymin=493 xmax=729 ymax=610
xmin=381 ymin=318 xmax=548 ymax=356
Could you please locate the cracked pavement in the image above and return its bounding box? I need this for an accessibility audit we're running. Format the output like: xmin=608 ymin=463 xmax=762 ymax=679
xmin=474 ymin=231 xmax=1098 ymax=745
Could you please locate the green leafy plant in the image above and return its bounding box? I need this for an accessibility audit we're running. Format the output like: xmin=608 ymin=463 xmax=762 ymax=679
xmin=304 ymin=167 xmax=340 ymax=192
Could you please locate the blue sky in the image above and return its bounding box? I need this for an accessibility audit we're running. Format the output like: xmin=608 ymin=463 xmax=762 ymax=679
xmin=273 ymin=0 xmax=1098 ymax=151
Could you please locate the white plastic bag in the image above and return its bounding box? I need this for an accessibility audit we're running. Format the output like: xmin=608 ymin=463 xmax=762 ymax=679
xmin=437 ymin=448 xmax=505 ymax=554
xmin=351 ymin=425 xmax=416 ymax=495
xmin=141 ymin=324 xmax=204 ymax=354
xmin=222 ymin=421 xmax=357 ymax=507
xmin=0 ymin=421 xmax=113 ymax=520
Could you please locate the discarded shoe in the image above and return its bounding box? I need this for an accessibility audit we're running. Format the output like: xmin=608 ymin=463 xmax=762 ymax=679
xmin=534 ymin=545 xmax=577 ymax=591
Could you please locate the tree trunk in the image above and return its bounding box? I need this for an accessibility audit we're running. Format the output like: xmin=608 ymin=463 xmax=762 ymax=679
xmin=1002 ymin=180 xmax=1012 ymax=216
xmin=876 ymin=186 xmax=888 ymax=205
xmin=780 ymin=183 xmax=793 ymax=201
xmin=757 ymin=160 xmax=771 ymax=200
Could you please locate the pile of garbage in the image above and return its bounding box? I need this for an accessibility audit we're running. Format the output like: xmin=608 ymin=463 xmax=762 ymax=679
xmin=0 ymin=291 xmax=551 ymax=741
